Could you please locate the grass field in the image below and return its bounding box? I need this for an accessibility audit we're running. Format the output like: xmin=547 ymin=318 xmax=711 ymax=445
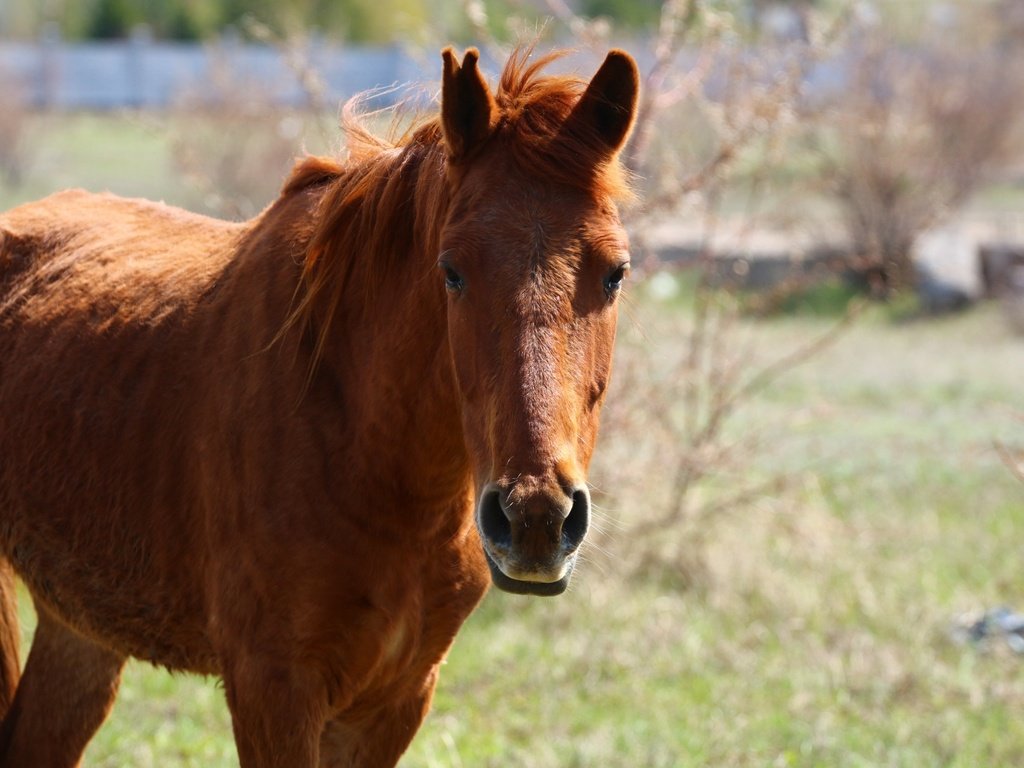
xmin=4 ymin=113 xmax=1024 ymax=767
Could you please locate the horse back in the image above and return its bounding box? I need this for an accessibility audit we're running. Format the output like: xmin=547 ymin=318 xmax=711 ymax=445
xmin=1 ymin=189 xmax=242 ymax=307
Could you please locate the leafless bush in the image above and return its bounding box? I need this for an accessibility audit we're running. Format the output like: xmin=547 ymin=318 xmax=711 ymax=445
xmin=210 ymin=0 xmax=859 ymax=588
xmin=587 ymin=272 xmax=860 ymax=587
xmin=454 ymin=0 xmax=859 ymax=586
xmin=597 ymin=4 xmax=864 ymax=584
xmin=427 ymin=0 xmax=863 ymax=586
xmin=817 ymin=21 xmax=1024 ymax=295
xmin=168 ymin=35 xmax=323 ymax=219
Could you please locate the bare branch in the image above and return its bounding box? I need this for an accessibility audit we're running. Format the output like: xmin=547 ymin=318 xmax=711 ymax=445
xmin=995 ymin=441 xmax=1024 ymax=486
xmin=624 ymin=0 xmax=700 ymax=175
xmin=731 ymin=299 xmax=866 ymax=408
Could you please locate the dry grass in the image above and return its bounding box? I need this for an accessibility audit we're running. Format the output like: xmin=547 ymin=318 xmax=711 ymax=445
xmin=2 ymin=22 xmax=1022 ymax=759
xmin=3 ymin=169 xmax=1020 ymax=768
xmin=421 ymin=293 xmax=1024 ymax=767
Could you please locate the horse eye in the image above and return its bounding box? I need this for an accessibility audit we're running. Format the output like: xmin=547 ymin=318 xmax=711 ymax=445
xmin=604 ymin=263 xmax=630 ymax=297
xmin=442 ymin=264 xmax=464 ymax=293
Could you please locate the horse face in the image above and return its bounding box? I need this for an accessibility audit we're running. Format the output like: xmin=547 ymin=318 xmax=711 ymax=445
xmin=438 ymin=48 xmax=638 ymax=595
xmin=440 ymin=173 xmax=628 ymax=595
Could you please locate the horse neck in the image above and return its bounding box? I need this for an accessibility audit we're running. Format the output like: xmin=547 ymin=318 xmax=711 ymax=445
xmin=301 ymin=140 xmax=470 ymax=514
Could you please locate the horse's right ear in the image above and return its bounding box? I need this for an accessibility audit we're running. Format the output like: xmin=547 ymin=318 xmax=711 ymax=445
xmin=441 ymin=47 xmax=498 ymax=164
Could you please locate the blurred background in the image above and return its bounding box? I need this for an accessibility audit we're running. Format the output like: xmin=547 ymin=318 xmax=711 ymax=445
xmin=2 ymin=0 xmax=1024 ymax=765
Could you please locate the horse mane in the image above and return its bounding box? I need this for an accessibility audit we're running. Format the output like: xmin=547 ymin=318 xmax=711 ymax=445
xmin=280 ymin=46 xmax=634 ymax=367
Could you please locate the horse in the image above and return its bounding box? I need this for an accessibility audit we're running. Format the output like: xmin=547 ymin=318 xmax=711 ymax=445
xmin=0 ymin=45 xmax=638 ymax=767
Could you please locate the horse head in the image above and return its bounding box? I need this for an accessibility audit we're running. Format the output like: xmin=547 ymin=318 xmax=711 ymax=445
xmin=438 ymin=47 xmax=639 ymax=595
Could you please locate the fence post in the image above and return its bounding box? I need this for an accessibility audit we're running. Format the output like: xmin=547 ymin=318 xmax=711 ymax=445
xmin=127 ymin=24 xmax=153 ymax=107
xmin=38 ymin=21 xmax=60 ymax=109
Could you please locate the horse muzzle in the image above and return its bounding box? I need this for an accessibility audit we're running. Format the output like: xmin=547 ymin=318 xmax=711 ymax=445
xmin=476 ymin=482 xmax=591 ymax=596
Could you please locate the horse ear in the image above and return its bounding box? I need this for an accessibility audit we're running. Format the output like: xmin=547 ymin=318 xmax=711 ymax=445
xmin=568 ymin=49 xmax=640 ymax=155
xmin=441 ymin=47 xmax=498 ymax=164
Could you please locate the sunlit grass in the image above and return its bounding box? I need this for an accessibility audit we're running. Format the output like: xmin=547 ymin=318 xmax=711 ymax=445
xmin=6 ymin=298 xmax=1020 ymax=767
xmin=4 ymin=115 xmax=1024 ymax=767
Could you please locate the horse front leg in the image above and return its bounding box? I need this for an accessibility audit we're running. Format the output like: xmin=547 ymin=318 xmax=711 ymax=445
xmin=318 ymin=667 xmax=440 ymax=768
xmin=223 ymin=653 xmax=331 ymax=768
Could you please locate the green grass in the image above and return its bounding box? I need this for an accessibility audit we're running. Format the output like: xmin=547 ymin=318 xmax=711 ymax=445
xmin=0 ymin=109 xmax=339 ymax=216
xmin=8 ymin=298 xmax=1020 ymax=768
xmin=5 ymin=114 xmax=1024 ymax=766
xmin=0 ymin=112 xmax=195 ymax=213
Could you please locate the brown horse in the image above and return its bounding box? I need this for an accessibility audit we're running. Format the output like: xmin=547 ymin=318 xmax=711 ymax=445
xmin=0 ymin=45 xmax=638 ymax=767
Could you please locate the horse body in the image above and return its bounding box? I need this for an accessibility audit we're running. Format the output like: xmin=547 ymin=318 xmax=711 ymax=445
xmin=0 ymin=191 xmax=237 ymax=665
xmin=0 ymin=46 xmax=639 ymax=767
xmin=0 ymin=173 xmax=488 ymax=767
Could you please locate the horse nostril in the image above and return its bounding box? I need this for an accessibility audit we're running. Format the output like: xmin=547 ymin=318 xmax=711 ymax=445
xmin=478 ymin=487 xmax=511 ymax=547
xmin=562 ymin=488 xmax=590 ymax=550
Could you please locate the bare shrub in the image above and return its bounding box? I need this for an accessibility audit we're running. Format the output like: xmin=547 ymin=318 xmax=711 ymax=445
xmin=588 ymin=273 xmax=861 ymax=587
xmin=208 ymin=0 xmax=862 ymax=588
xmin=584 ymin=4 xmax=864 ymax=584
xmin=424 ymin=0 xmax=861 ymax=587
xmin=455 ymin=0 xmax=861 ymax=586
xmin=626 ymin=25 xmax=812 ymax=234
xmin=817 ymin=20 xmax=1024 ymax=295
xmin=168 ymin=39 xmax=320 ymax=219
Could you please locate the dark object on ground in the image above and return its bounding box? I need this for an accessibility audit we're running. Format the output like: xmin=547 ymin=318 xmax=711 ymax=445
xmin=915 ymin=265 xmax=973 ymax=315
xmin=953 ymin=607 xmax=1024 ymax=654
xmin=979 ymin=243 xmax=1024 ymax=298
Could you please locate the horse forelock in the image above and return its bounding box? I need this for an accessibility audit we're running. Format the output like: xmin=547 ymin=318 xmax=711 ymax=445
xmin=491 ymin=46 xmax=635 ymax=203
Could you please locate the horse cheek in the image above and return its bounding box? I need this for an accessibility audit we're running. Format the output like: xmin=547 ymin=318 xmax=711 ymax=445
xmin=579 ymin=312 xmax=617 ymax=469
xmin=446 ymin=307 xmax=490 ymax=478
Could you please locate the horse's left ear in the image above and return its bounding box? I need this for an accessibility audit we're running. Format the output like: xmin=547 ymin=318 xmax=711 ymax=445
xmin=569 ymin=49 xmax=640 ymax=155
xmin=441 ymin=46 xmax=498 ymax=164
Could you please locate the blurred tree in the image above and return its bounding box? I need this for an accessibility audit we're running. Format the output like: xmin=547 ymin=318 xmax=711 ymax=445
xmin=164 ymin=7 xmax=202 ymax=40
xmin=214 ymin=0 xmax=431 ymax=41
xmin=87 ymin=0 xmax=140 ymax=39
xmin=133 ymin=0 xmax=218 ymax=40
xmin=11 ymin=0 xmax=847 ymax=41
xmin=819 ymin=24 xmax=1024 ymax=295
xmin=578 ymin=0 xmax=662 ymax=27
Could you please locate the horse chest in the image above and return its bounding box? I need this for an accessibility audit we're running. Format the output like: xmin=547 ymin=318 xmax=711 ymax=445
xmin=332 ymin=605 xmax=471 ymax=721
xmin=326 ymin=546 xmax=488 ymax=712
